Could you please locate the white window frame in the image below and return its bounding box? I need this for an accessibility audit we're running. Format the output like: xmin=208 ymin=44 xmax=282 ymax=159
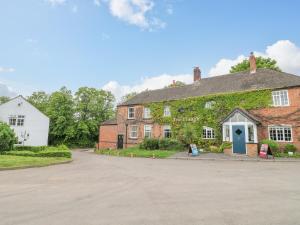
xmin=144 ymin=125 xmax=152 ymax=138
xmin=272 ymin=90 xmax=289 ymax=107
xmin=268 ymin=125 xmax=293 ymax=142
xmin=9 ymin=115 xmax=17 ymax=126
xmin=163 ymin=125 xmax=172 ymax=138
xmin=203 ymin=126 xmax=215 ymax=139
xmin=144 ymin=107 xmax=151 ymax=119
xmin=17 ymin=115 xmax=25 ymax=127
xmin=163 ymin=106 xmax=171 ymax=117
xmin=130 ymin=125 xmax=138 ymax=139
xmin=128 ymin=107 xmax=135 ymax=119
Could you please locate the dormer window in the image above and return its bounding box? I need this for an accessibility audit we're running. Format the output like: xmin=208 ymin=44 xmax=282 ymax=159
xmin=205 ymin=101 xmax=216 ymax=109
xmin=164 ymin=106 xmax=171 ymax=117
xmin=272 ymin=90 xmax=289 ymax=106
xmin=128 ymin=107 xmax=135 ymax=119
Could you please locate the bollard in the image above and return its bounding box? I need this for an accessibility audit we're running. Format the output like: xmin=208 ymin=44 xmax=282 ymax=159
xmin=152 ymin=153 xmax=155 ymax=159
xmin=130 ymin=153 xmax=133 ymax=158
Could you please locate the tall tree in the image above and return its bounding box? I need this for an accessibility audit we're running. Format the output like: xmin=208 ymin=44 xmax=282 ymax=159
xmin=121 ymin=92 xmax=137 ymax=103
xmin=46 ymin=87 xmax=75 ymax=145
xmin=0 ymin=96 xmax=10 ymax=104
xmin=27 ymin=91 xmax=49 ymax=113
xmin=74 ymin=87 xmax=115 ymax=146
xmin=167 ymin=81 xmax=186 ymax=88
xmin=230 ymin=56 xmax=281 ymax=73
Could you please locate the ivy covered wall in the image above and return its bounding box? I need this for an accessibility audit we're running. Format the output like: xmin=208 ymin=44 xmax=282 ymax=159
xmin=147 ymin=89 xmax=272 ymax=148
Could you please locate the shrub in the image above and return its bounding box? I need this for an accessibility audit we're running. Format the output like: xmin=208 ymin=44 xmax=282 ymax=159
xmin=219 ymin=142 xmax=232 ymax=153
xmin=159 ymin=139 xmax=183 ymax=151
xmin=284 ymin=144 xmax=297 ymax=153
xmin=0 ymin=122 xmax=17 ymax=152
xmin=177 ymin=124 xmax=197 ymax=146
xmin=260 ymin=139 xmax=280 ymax=153
xmin=209 ymin=145 xmax=222 ymax=153
xmin=140 ymin=138 xmax=159 ymax=150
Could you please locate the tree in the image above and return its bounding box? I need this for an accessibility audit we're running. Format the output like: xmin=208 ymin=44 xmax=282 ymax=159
xmin=46 ymin=87 xmax=75 ymax=145
xmin=230 ymin=56 xmax=281 ymax=73
xmin=0 ymin=96 xmax=10 ymax=104
xmin=74 ymin=87 xmax=115 ymax=146
xmin=0 ymin=122 xmax=17 ymax=152
xmin=121 ymin=92 xmax=137 ymax=103
xmin=27 ymin=91 xmax=49 ymax=114
xmin=167 ymin=81 xmax=186 ymax=88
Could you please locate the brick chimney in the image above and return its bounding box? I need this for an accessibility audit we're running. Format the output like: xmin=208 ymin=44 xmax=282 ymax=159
xmin=193 ymin=67 xmax=201 ymax=82
xmin=249 ymin=52 xmax=257 ymax=74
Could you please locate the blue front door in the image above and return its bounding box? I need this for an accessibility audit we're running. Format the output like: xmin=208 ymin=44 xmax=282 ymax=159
xmin=232 ymin=125 xmax=246 ymax=154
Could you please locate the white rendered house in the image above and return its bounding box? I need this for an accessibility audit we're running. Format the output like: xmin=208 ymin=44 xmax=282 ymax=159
xmin=0 ymin=95 xmax=49 ymax=146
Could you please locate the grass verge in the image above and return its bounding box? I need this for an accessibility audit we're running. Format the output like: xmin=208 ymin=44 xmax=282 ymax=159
xmin=95 ymin=147 xmax=179 ymax=159
xmin=0 ymin=155 xmax=72 ymax=170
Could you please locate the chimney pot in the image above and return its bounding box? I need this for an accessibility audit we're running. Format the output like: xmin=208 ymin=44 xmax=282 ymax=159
xmin=193 ymin=67 xmax=201 ymax=82
xmin=249 ymin=52 xmax=257 ymax=74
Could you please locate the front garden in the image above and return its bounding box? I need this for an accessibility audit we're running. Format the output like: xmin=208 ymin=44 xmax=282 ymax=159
xmin=0 ymin=122 xmax=72 ymax=169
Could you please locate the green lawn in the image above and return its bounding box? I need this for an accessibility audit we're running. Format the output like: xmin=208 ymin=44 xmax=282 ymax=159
xmin=95 ymin=147 xmax=179 ymax=159
xmin=0 ymin=155 xmax=72 ymax=170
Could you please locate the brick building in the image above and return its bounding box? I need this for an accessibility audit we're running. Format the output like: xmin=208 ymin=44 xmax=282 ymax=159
xmin=99 ymin=55 xmax=300 ymax=156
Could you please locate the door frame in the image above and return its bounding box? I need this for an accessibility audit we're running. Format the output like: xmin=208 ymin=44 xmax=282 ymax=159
xmin=232 ymin=125 xmax=246 ymax=154
xmin=117 ymin=134 xmax=124 ymax=149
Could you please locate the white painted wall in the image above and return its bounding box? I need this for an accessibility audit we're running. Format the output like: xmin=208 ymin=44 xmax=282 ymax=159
xmin=0 ymin=96 xmax=49 ymax=146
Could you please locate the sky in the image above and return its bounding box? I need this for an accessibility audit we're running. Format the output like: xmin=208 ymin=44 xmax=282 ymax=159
xmin=1 ymin=0 xmax=300 ymax=103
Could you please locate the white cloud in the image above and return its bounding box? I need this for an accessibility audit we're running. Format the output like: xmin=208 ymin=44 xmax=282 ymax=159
xmin=0 ymin=67 xmax=15 ymax=73
xmin=102 ymin=73 xmax=193 ymax=103
xmin=209 ymin=40 xmax=300 ymax=76
xmin=45 ymin=0 xmax=66 ymax=6
xmin=106 ymin=0 xmax=165 ymax=30
xmin=0 ymin=83 xmax=17 ymax=97
xmin=94 ymin=0 xmax=101 ymax=7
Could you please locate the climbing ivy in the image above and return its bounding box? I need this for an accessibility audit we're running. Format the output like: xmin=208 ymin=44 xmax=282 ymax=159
xmin=147 ymin=89 xmax=272 ymax=149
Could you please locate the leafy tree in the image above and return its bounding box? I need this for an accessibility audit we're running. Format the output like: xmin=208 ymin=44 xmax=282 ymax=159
xmin=46 ymin=87 xmax=75 ymax=145
xmin=0 ymin=122 xmax=17 ymax=152
xmin=27 ymin=91 xmax=49 ymax=113
xmin=167 ymin=81 xmax=186 ymax=88
xmin=230 ymin=56 xmax=281 ymax=73
xmin=121 ymin=92 xmax=137 ymax=103
xmin=74 ymin=87 xmax=115 ymax=146
xmin=0 ymin=96 xmax=10 ymax=104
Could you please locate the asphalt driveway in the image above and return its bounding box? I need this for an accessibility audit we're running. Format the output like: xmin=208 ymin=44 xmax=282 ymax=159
xmin=0 ymin=150 xmax=300 ymax=225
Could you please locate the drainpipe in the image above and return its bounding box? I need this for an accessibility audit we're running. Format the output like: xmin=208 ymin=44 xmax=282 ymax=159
xmin=125 ymin=123 xmax=128 ymax=149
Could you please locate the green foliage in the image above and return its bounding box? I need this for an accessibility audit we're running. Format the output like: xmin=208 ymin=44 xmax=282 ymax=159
xmin=27 ymin=91 xmax=49 ymax=113
xmin=219 ymin=142 xmax=232 ymax=153
xmin=3 ymin=145 xmax=71 ymax=158
xmin=0 ymin=122 xmax=17 ymax=152
xmin=159 ymin=138 xmax=183 ymax=151
xmin=209 ymin=145 xmax=222 ymax=153
xmin=284 ymin=144 xmax=297 ymax=153
xmin=230 ymin=56 xmax=281 ymax=73
xmin=260 ymin=139 xmax=280 ymax=153
xmin=0 ymin=96 xmax=10 ymax=104
xmin=140 ymin=138 xmax=159 ymax=150
xmin=27 ymin=86 xmax=115 ymax=147
xmin=167 ymin=81 xmax=186 ymax=88
xmin=148 ymin=90 xmax=272 ymax=147
xmin=177 ymin=124 xmax=197 ymax=146
xmin=121 ymin=92 xmax=137 ymax=103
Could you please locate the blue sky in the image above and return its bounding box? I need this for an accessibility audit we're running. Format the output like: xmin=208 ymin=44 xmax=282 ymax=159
xmin=1 ymin=0 xmax=300 ymax=101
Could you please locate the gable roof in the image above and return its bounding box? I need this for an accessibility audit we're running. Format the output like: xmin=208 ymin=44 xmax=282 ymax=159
xmin=119 ymin=69 xmax=300 ymax=106
xmin=0 ymin=95 xmax=49 ymax=119
xmin=101 ymin=118 xmax=117 ymax=126
xmin=221 ymin=108 xmax=261 ymax=124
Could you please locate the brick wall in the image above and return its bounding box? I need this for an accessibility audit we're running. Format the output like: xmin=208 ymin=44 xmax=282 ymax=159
xmin=99 ymin=87 xmax=300 ymax=151
xmin=250 ymin=87 xmax=300 ymax=151
xmin=98 ymin=125 xmax=117 ymax=149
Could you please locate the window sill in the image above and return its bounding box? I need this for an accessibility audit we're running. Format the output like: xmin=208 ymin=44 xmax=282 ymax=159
xmin=129 ymin=137 xmax=138 ymax=140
